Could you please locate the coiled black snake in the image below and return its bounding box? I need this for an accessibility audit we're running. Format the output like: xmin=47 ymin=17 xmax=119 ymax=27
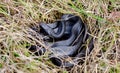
xmin=29 ymin=14 xmax=94 ymax=68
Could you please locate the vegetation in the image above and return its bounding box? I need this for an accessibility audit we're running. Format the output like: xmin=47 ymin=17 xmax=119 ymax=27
xmin=0 ymin=0 xmax=120 ymax=73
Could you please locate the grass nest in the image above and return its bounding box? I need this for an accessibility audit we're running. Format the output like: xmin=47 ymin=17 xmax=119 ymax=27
xmin=0 ymin=0 xmax=120 ymax=73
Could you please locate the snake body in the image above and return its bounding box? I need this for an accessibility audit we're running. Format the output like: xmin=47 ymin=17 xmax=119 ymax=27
xmin=30 ymin=14 xmax=94 ymax=68
xmin=40 ymin=21 xmax=65 ymax=38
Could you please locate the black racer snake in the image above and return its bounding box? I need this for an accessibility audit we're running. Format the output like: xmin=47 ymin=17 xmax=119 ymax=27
xmin=28 ymin=14 xmax=94 ymax=68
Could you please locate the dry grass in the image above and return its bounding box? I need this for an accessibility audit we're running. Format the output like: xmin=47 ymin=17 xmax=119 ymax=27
xmin=0 ymin=0 xmax=120 ymax=73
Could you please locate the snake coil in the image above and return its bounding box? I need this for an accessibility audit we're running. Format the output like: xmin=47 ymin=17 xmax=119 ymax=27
xmin=29 ymin=14 xmax=94 ymax=68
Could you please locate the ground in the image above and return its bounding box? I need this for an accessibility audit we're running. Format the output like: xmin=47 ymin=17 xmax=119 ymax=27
xmin=0 ymin=0 xmax=120 ymax=73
